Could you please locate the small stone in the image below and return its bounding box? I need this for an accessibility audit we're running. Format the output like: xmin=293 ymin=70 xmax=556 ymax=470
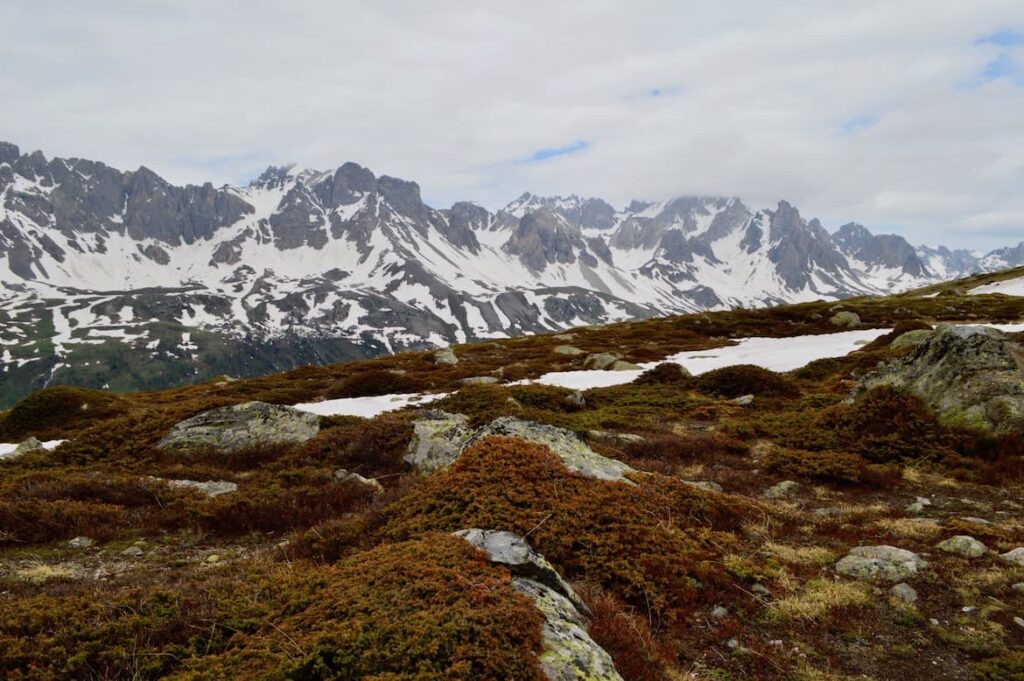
xmin=206 ymin=554 xmax=221 ymax=563
xmin=936 ymin=535 xmax=987 ymax=558
xmin=1012 ymin=582 xmax=1024 ymax=593
xmin=552 ymin=333 xmax=577 ymax=341
xmin=67 ymin=536 xmax=95 ymax=549
xmin=711 ymin=606 xmax=728 ymax=620
xmin=765 ymin=480 xmax=800 ymax=499
xmin=751 ymin=584 xmax=771 ymax=597
xmin=334 ymin=469 xmax=384 ymax=493
xmin=1014 ymin=616 xmax=1024 ymax=629
xmin=161 ymin=478 xmax=238 ymax=497
xmin=959 ymin=516 xmax=991 ymax=525
xmin=433 ymin=347 xmax=459 ymax=365
xmin=962 ymin=606 xmax=976 ymax=613
xmin=553 ymin=345 xmax=585 ymax=356
xmin=890 ymin=582 xmax=918 ymax=604
xmin=727 ymin=638 xmax=740 ymax=649
xmin=685 ymin=480 xmax=723 ymax=493
xmin=586 ymin=430 xmax=644 ymax=444
xmin=1000 ymin=547 xmax=1024 ymax=566
xmin=121 ymin=546 xmax=144 ymax=557
xmin=905 ymin=502 xmax=926 ymax=515
xmin=730 ymin=394 xmax=755 ymax=406
xmin=564 ymin=391 xmax=586 ymax=408
xmin=458 ymin=376 xmax=500 ymax=386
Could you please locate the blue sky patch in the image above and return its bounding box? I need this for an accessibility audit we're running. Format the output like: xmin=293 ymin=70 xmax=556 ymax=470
xmin=520 ymin=140 xmax=588 ymax=163
xmin=840 ymin=114 xmax=879 ymax=135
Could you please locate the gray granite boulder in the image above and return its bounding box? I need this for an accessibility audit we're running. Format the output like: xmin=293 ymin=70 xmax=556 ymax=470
xmin=405 ymin=410 xmax=474 ymax=472
xmin=936 ymin=535 xmax=987 ymax=558
xmin=158 ymin=402 xmax=320 ymax=453
xmin=836 ymin=545 xmax=928 ymax=581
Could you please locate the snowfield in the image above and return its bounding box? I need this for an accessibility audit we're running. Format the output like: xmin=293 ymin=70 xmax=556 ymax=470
xmin=970 ymin=276 xmax=1024 ymax=297
xmin=292 ymin=392 xmax=448 ymax=418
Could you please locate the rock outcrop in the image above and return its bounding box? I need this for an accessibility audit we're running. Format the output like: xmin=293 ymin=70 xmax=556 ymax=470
xmin=406 ymin=413 xmax=637 ymax=484
xmin=454 ymin=529 xmax=622 ymax=681
xmin=852 ymin=325 xmax=1024 ymax=432
xmin=158 ymin=401 xmax=320 ymax=452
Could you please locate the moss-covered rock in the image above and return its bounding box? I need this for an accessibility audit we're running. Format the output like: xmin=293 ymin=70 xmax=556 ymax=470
xmin=157 ymin=401 xmax=320 ymax=452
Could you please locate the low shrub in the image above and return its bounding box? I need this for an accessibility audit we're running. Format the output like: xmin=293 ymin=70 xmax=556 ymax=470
xmin=692 ymin=364 xmax=800 ymax=399
xmin=761 ymin=447 xmax=897 ymax=486
xmin=0 ymin=385 xmax=128 ymax=441
xmin=634 ymin=362 xmax=689 ymax=385
xmin=323 ymin=369 xmax=422 ymax=399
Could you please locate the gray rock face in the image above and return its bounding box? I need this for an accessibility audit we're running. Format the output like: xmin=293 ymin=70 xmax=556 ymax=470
xmin=584 ymin=352 xmax=621 ymax=370
xmin=468 ymin=418 xmax=636 ymax=484
xmin=835 ymin=545 xmax=928 ymax=582
xmin=504 ymin=208 xmax=586 ymax=271
xmin=405 ymin=410 xmax=474 ymax=472
xmin=158 ymin=401 xmax=320 ymax=452
xmin=833 ymin=222 xmax=928 ymax=277
xmin=936 ymin=535 xmax=987 ymax=558
xmin=453 ymin=529 xmax=622 ymax=681
xmin=67 ymin=536 xmax=95 ymax=549
xmin=853 ymin=325 xmax=1024 ymax=432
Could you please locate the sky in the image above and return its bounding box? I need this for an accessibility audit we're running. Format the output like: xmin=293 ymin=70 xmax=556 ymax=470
xmin=1 ymin=1 xmax=1023 ymax=250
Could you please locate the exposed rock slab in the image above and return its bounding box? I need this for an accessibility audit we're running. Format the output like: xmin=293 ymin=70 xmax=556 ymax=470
xmin=161 ymin=478 xmax=238 ymax=498
xmin=454 ymin=529 xmax=622 ymax=681
xmin=158 ymin=401 xmax=320 ymax=452
xmin=404 ymin=410 xmax=474 ymax=472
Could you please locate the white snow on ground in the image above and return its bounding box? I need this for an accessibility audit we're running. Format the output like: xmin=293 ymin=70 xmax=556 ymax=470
xmin=0 ymin=439 xmax=66 ymax=460
xmin=970 ymin=277 xmax=1024 ymax=297
xmin=527 ymin=328 xmax=891 ymax=391
xmin=292 ymin=392 xmax=449 ymax=418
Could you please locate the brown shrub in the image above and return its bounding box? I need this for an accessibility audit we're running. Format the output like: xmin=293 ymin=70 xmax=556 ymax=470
xmin=323 ymin=369 xmax=423 ymax=399
xmin=692 ymin=364 xmax=800 ymax=399
xmin=386 ymin=436 xmax=746 ymax=622
xmin=761 ymin=447 xmax=899 ymax=486
xmin=634 ymin=362 xmax=689 ymax=385
xmin=576 ymin=583 xmax=674 ymax=681
xmin=0 ymin=385 xmax=128 ymax=441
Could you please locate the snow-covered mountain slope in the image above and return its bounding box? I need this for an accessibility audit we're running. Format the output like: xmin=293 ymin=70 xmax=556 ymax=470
xmin=0 ymin=141 xmax=1015 ymax=404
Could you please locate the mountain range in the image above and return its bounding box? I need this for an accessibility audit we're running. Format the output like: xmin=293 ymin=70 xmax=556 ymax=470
xmin=0 ymin=141 xmax=1019 ymax=405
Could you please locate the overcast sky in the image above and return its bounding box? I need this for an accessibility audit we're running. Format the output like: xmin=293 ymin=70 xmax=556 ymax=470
xmin=2 ymin=1 xmax=1023 ymax=249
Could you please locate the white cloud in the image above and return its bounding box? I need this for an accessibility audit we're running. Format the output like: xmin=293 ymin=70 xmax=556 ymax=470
xmin=1 ymin=1 xmax=1023 ymax=248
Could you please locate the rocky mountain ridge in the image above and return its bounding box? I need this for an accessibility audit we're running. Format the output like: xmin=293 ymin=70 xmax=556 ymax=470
xmin=0 ymin=141 xmax=1019 ymax=404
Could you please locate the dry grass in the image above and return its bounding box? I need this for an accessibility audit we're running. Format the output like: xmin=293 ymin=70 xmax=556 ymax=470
xmin=770 ymin=578 xmax=873 ymax=622
xmin=15 ymin=562 xmax=83 ymax=584
xmin=871 ymin=517 xmax=943 ymax=541
xmin=763 ymin=542 xmax=837 ymax=566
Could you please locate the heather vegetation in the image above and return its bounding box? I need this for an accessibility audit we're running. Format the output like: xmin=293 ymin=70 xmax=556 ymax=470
xmin=1 ymin=274 xmax=1024 ymax=679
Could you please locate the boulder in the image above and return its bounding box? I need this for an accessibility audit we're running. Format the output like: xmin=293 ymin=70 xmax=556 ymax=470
xmin=433 ymin=347 xmax=459 ymax=365
xmin=852 ymin=325 xmax=1024 ymax=433
xmin=584 ymin=353 xmax=621 ymax=370
xmin=731 ymin=394 xmax=755 ymax=406
xmin=13 ymin=437 xmax=45 ymax=457
xmin=1000 ymin=547 xmax=1024 ymax=566
xmin=453 ymin=529 xmax=622 ymax=681
xmin=608 ymin=360 xmax=643 ymax=371
xmin=553 ymin=345 xmax=585 ymax=356
xmin=468 ymin=417 xmax=636 ymax=484
xmin=335 ymin=468 xmax=384 ymax=493
xmin=405 ymin=410 xmax=474 ymax=472
xmin=563 ymin=391 xmax=586 ymax=408
xmin=158 ymin=401 xmax=320 ymax=453
xmin=586 ymin=430 xmax=645 ymax=444
xmin=829 ymin=311 xmax=861 ymax=328
xmin=835 ymin=545 xmax=928 ymax=582
xmin=937 ymin=535 xmax=987 ymax=558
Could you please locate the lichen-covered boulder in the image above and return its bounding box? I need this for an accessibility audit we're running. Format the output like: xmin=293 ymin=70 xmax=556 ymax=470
xmin=514 ymin=578 xmax=623 ymax=681
xmin=936 ymin=535 xmax=987 ymax=558
xmin=852 ymin=325 xmax=1024 ymax=433
xmin=453 ymin=529 xmax=622 ymax=681
xmin=405 ymin=410 xmax=474 ymax=472
xmin=158 ymin=401 xmax=320 ymax=453
xmin=609 ymin=360 xmax=643 ymax=371
xmin=829 ymin=311 xmax=861 ymax=328
xmin=553 ymin=345 xmax=585 ymax=356
xmin=835 ymin=545 xmax=928 ymax=582
xmin=458 ymin=376 xmax=500 ymax=386
xmin=468 ymin=417 xmax=636 ymax=484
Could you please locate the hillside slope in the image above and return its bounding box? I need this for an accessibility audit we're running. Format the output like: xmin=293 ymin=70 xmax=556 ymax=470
xmin=1 ymin=276 xmax=1023 ymax=679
